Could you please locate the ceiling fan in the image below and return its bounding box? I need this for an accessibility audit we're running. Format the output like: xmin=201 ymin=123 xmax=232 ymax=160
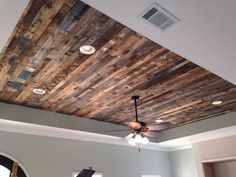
xmin=124 ymin=95 xmax=172 ymax=146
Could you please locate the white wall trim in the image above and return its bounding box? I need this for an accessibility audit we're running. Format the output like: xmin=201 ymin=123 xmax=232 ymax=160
xmin=158 ymin=112 xmax=236 ymax=142
xmin=165 ymin=145 xmax=192 ymax=152
xmin=201 ymin=156 xmax=236 ymax=163
xmin=0 ymin=102 xmax=235 ymax=151
xmin=0 ymin=119 xmax=168 ymax=151
xmin=1 ymin=118 xmax=235 ymax=152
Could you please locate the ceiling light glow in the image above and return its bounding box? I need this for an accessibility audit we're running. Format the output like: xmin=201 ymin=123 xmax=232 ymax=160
xmin=79 ymin=45 xmax=96 ymax=55
xmin=135 ymin=134 xmax=142 ymax=143
xmin=33 ymin=88 xmax=46 ymax=95
xmin=142 ymin=137 xmax=149 ymax=144
xmin=212 ymin=100 xmax=222 ymax=105
xmin=155 ymin=119 xmax=164 ymax=123
xmin=128 ymin=137 xmax=136 ymax=146
xmin=127 ymin=133 xmax=149 ymax=146
xmin=126 ymin=133 xmax=134 ymax=139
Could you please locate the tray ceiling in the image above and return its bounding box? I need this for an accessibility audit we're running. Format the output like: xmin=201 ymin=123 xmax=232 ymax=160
xmin=0 ymin=0 xmax=235 ymax=128
xmin=82 ymin=0 xmax=236 ymax=85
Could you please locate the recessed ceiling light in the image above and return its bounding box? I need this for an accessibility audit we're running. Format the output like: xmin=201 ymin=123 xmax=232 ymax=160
xmin=211 ymin=100 xmax=222 ymax=105
xmin=155 ymin=119 xmax=164 ymax=123
xmin=33 ymin=88 xmax=46 ymax=95
xmin=79 ymin=45 xmax=96 ymax=55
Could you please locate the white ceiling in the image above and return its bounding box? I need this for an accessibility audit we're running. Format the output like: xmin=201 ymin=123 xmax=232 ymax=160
xmin=82 ymin=0 xmax=236 ymax=85
xmin=158 ymin=125 xmax=236 ymax=150
xmin=0 ymin=0 xmax=29 ymax=54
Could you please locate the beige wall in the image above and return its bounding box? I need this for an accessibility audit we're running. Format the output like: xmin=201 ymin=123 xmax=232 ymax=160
xmin=192 ymin=135 xmax=236 ymax=177
xmin=214 ymin=160 xmax=236 ymax=177
xmin=193 ymin=135 xmax=236 ymax=162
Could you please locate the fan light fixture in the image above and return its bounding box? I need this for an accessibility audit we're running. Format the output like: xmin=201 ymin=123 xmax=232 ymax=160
xmin=127 ymin=133 xmax=149 ymax=146
xmin=79 ymin=45 xmax=96 ymax=55
xmin=122 ymin=96 xmax=171 ymax=147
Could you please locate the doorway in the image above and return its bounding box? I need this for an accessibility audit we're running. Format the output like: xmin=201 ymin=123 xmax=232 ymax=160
xmin=203 ymin=159 xmax=236 ymax=177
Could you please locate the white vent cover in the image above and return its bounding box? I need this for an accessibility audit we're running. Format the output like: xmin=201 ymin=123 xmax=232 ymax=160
xmin=140 ymin=2 xmax=180 ymax=31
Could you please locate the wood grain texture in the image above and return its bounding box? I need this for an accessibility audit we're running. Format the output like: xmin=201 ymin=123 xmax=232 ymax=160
xmin=0 ymin=0 xmax=235 ymax=129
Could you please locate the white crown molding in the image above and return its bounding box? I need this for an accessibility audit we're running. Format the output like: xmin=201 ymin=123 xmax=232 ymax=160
xmin=0 ymin=102 xmax=235 ymax=151
xmin=200 ymin=156 xmax=236 ymax=163
xmin=158 ymin=125 xmax=236 ymax=151
xmin=0 ymin=119 xmax=168 ymax=151
xmin=0 ymin=118 xmax=236 ymax=152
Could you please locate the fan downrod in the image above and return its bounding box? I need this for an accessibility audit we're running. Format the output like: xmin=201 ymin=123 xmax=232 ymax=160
xmin=131 ymin=95 xmax=140 ymax=100
xmin=132 ymin=95 xmax=140 ymax=122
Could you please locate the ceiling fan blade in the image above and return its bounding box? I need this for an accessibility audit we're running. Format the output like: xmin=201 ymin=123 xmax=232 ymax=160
xmin=143 ymin=130 xmax=161 ymax=137
xmin=125 ymin=121 xmax=141 ymax=129
xmin=147 ymin=122 xmax=172 ymax=131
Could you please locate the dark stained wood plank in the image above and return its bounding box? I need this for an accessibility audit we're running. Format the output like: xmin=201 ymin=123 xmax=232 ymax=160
xmin=0 ymin=0 xmax=235 ymax=130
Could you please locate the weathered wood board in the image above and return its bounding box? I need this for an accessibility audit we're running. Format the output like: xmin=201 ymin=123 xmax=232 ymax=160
xmin=0 ymin=0 xmax=235 ymax=129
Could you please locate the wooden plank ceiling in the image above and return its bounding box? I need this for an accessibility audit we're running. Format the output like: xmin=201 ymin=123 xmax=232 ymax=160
xmin=0 ymin=0 xmax=235 ymax=129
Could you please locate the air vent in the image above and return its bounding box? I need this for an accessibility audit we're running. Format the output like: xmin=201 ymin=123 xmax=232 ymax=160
xmin=140 ymin=2 xmax=180 ymax=31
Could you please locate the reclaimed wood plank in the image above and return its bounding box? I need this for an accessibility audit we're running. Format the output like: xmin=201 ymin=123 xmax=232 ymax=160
xmin=0 ymin=0 xmax=235 ymax=129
